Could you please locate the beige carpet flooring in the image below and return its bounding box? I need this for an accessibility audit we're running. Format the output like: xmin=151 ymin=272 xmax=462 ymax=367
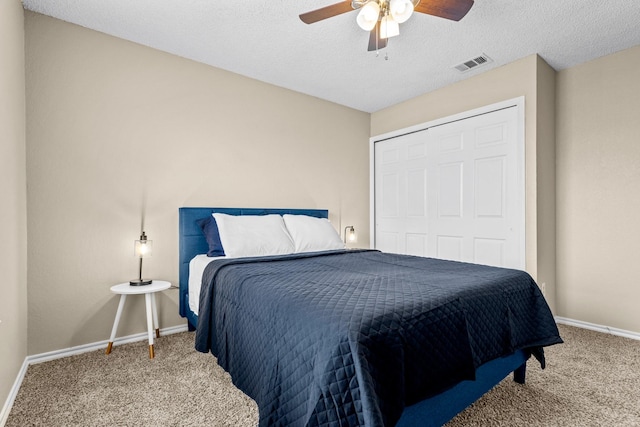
xmin=6 ymin=324 xmax=640 ymax=426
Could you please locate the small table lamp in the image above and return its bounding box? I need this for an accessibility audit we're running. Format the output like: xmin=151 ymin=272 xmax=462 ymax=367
xmin=130 ymin=231 xmax=153 ymax=286
xmin=344 ymin=226 xmax=357 ymax=244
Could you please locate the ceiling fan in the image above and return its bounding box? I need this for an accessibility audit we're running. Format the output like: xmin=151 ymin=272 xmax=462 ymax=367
xmin=300 ymin=0 xmax=474 ymax=51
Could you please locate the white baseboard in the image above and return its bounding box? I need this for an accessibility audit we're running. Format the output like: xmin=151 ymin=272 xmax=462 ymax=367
xmin=26 ymin=324 xmax=188 ymax=365
xmin=555 ymin=316 xmax=640 ymax=341
xmin=0 ymin=323 xmax=189 ymax=426
xmin=0 ymin=357 xmax=29 ymax=427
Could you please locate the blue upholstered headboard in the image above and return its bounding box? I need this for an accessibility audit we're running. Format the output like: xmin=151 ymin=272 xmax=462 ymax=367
xmin=178 ymin=207 xmax=329 ymax=324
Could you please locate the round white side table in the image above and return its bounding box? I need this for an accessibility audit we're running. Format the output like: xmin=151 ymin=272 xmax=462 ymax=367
xmin=105 ymin=280 xmax=171 ymax=359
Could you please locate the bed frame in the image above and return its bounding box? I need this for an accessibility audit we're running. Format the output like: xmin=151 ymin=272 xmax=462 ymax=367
xmin=178 ymin=207 xmax=528 ymax=427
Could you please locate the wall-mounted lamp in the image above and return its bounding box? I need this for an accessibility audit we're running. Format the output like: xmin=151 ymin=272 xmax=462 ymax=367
xmin=344 ymin=226 xmax=358 ymax=245
xmin=130 ymin=231 xmax=153 ymax=286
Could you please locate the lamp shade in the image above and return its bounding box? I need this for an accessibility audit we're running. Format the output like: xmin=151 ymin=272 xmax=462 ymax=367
xmin=380 ymin=15 xmax=400 ymax=38
xmin=344 ymin=226 xmax=358 ymax=244
xmin=389 ymin=0 xmax=414 ymax=23
xmin=134 ymin=232 xmax=152 ymax=258
xmin=356 ymin=1 xmax=380 ymax=31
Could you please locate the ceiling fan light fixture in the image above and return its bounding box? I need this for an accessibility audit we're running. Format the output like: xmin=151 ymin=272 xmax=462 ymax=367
xmin=356 ymin=1 xmax=381 ymax=31
xmin=389 ymin=0 xmax=414 ymax=23
xmin=298 ymin=0 xmax=474 ymax=52
xmin=380 ymin=15 xmax=400 ymax=38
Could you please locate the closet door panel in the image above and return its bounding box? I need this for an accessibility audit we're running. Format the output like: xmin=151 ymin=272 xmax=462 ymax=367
xmin=374 ymin=104 xmax=523 ymax=269
xmin=374 ymin=130 xmax=428 ymax=256
xmin=426 ymin=107 xmax=520 ymax=267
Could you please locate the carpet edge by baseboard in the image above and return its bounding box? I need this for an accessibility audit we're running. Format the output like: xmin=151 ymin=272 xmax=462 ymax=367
xmin=0 ymin=323 xmax=189 ymax=427
xmin=555 ymin=317 xmax=640 ymax=341
xmin=27 ymin=324 xmax=189 ymax=365
xmin=0 ymin=357 xmax=29 ymax=427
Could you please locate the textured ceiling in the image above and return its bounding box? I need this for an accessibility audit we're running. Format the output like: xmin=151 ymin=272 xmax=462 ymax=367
xmin=22 ymin=0 xmax=640 ymax=113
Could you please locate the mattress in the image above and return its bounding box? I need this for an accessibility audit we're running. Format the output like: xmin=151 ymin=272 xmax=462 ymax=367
xmin=188 ymin=254 xmax=220 ymax=315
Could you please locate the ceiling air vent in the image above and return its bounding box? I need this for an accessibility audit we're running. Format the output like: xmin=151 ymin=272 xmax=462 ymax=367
xmin=454 ymin=54 xmax=493 ymax=73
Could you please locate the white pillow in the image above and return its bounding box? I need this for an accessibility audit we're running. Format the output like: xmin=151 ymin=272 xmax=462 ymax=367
xmin=212 ymin=213 xmax=295 ymax=257
xmin=283 ymin=214 xmax=345 ymax=253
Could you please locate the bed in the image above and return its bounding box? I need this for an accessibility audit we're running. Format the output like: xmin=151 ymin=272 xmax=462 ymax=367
xmin=179 ymin=207 xmax=562 ymax=427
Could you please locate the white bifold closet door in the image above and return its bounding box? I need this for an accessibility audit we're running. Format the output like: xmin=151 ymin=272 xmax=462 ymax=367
xmin=374 ymin=105 xmax=523 ymax=269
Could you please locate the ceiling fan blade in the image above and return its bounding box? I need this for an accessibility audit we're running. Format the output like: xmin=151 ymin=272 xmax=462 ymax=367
xmin=299 ymin=1 xmax=355 ymax=24
xmin=414 ymin=0 xmax=474 ymax=21
xmin=367 ymin=22 xmax=388 ymax=51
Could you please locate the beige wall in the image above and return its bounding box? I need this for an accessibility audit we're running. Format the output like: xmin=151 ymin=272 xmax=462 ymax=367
xmin=535 ymin=56 xmax=557 ymax=313
xmin=371 ymin=54 xmax=558 ymax=311
xmin=20 ymin=9 xmax=640 ymax=360
xmin=0 ymin=0 xmax=28 ymax=411
xmin=25 ymin=12 xmax=370 ymax=354
xmin=556 ymin=45 xmax=640 ymax=332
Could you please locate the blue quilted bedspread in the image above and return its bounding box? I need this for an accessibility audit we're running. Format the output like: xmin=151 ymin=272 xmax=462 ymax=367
xmin=195 ymin=250 xmax=562 ymax=427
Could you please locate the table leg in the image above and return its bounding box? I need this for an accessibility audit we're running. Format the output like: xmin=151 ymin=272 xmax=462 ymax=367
xmin=145 ymin=293 xmax=155 ymax=359
xmin=151 ymin=292 xmax=160 ymax=338
xmin=106 ymin=294 xmax=127 ymax=355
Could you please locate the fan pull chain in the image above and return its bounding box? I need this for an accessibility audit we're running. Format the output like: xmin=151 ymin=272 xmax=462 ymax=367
xmin=384 ymin=38 xmax=390 ymax=60
xmin=373 ymin=20 xmax=389 ymax=60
